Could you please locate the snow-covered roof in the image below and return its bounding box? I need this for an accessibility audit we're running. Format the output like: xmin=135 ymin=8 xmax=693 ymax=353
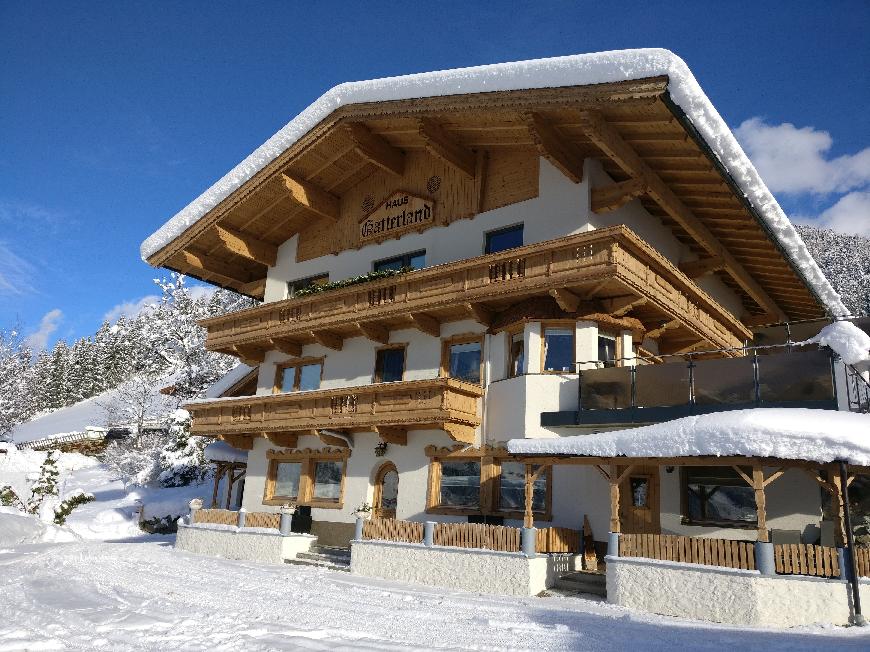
xmin=803 ymin=320 xmax=870 ymax=367
xmin=203 ymin=440 xmax=248 ymax=464
xmin=506 ymin=409 xmax=870 ymax=466
xmin=206 ymin=363 xmax=256 ymax=399
xmin=140 ymin=49 xmax=845 ymax=316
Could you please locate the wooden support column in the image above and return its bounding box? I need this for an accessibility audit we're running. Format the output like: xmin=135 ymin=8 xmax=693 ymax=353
xmin=609 ymin=464 xmax=621 ymax=534
xmin=524 ymin=464 xmax=534 ymax=528
xmin=211 ymin=464 xmax=225 ymax=508
xmin=831 ymin=465 xmax=848 ymax=547
xmin=752 ymin=465 xmax=768 ymax=543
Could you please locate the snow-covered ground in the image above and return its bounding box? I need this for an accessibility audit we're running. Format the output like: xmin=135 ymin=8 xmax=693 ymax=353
xmin=1 ymin=540 xmax=869 ymax=651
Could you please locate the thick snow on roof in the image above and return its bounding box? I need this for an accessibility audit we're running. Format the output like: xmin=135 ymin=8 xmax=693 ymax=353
xmin=11 ymin=394 xmax=109 ymax=444
xmin=507 ymin=409 xmax=870 ymax=466
xmin=203 ymin=440 xmax=248 ymax=464
xmin=803 ymin=320 xmax=870 ymax=366
xmin=140 ymin=49 xmax=845 ymax=316
xmin=206 ymin=363 xmax=256 ymax=399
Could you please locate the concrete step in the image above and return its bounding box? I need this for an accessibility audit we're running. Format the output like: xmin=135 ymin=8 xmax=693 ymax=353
xmin=554 ymin=571 xmax=607 ymax=597
xmin=285 ymin=555 xmax=350 ymax=572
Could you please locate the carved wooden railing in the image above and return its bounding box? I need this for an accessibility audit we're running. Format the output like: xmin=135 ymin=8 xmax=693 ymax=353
xmin=199 ymin=226 xmax=749 ymax=354
xmin=185 ymin=377 xmax=482 ymax=443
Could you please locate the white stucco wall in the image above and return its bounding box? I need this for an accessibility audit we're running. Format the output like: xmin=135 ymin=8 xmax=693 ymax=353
xmin=175 ymin=524 xmax=315 ymax=563
xmin=608 ymin=556 xmax=869 ymax=627
xmin=485 ymin=374 xmax=576 ymax=440
xmin=350 ymin=540 xmax=573 ymax=596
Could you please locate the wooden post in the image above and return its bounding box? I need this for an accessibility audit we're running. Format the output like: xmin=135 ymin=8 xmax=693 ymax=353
xmin=609 ymin=464 xmax=621 ymax=534
xmin=524 ymin=464 xmax=534 ymax=528
xmin=752 ymin=466 xmax=768 ymax=543
xmin=831 ymin=465 xmax=847 ymax=548
xmin=211 ymin=464 xmax=224 ymax=509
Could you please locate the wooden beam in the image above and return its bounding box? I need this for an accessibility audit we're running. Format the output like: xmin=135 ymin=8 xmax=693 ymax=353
xmin=525 ymin=112 xmax=585 ymax=183
xmin=214 ymin=225 xmax=277 ymax=267
xmin=356 ymin=322 xmax=390 ymax=344
xmin=409 ymin=312 xmax=440 ymax=337
xmin=179 ymin=249 xmax=252 ymax=285
xmin=645 ymin=319 xmax=681 ymax=340
xmin=317 ymin=431 xmax=351 ymax=448
xmin=658 ymin=339 xmax=707 ymax=356
xmin=578 ymin=110 xmax=786 ymax=322
xmin=232 ymin=344 xmax=267 ymax=364
xmin=605 ymin=296 xmax=647 ymax=317
xmin=281 ymin=173 xmax=340 ymax=221
xmin=590 ymin=178 xmax=648 ymax=213
xmin=221 ymin=434 xmax=253 ymax=451
xmin=238 ymin=278 xmax=266 ymax=298
xmin=742 ymin=313 xmax=779 ymax=328
xmin=473 ymin=150 xmax=488 ymax=213
xmin=417 ymin=118 xmax=476 ymax=179
xmin=549 ymin=288 xmax=581 ymax=313
xmin=679 ymin=256 xmax=726 ymax=279
xmin=310 ymin=330 xmax=343 ymax=351
xmin=269 ymin=337 xmax=302 ymax=357
xmin=465 ymin=302 xmax=493 ymax=327
xmin=375 ymin=426 xmax=407 ymax=446
xmin=265 ymin=432 xmax=298 ymax=448
xmin=345 ymin=122 xmax=405 ymax=176
xmin=442 ymin=423 xmax=475 ymax=445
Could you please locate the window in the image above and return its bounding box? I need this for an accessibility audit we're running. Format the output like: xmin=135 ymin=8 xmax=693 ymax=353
xmin=287 ymin=273 xmax=328 ymax=298
xmin=373 ymin=250 xmax=425 ymax=272
xmin=498 ymin=463 xmax=548 ymax=513
xmin=598 ymin=333 xmax=618 ymax=368
xmin=438 ymin=460 xmax=481 ymax=508
xmin=485 ymin=224 xmax=523 ymax=254
xmin=683 ymin=467 xmax=757 ymax=526
xmin=442 ymin=336 xmax=483 ymax=384
xmin=275 ymin=359 xmax=323 ymax=393
xmin=264 ymin=450 xmax=349 ymax=507
xmin=543 ymin=327 xmax=574 ymax=372
xmin=273 ymin=462 xmax=302 ymax=500
xmin=374 ymin=347 xmax=405 ymax=383
xmin=509 ymin=332 xmax=525 ymax=377
xmin=312 ymin=461 xmax=343 ymax=502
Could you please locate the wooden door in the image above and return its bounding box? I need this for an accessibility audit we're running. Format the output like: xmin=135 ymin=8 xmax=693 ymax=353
xmin=619 ymin=465 xmax=660 ymax=534
xmin=373 ymin=463 xmax=399 ymax=519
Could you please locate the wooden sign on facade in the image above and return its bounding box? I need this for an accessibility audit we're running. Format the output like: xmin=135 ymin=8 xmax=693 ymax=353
xmin=359 ymin=192 xmax=434 ymax=244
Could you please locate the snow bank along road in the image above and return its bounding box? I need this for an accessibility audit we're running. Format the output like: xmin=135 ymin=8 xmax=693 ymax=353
xmin=1 ymin=541 xmax=869 ymax=651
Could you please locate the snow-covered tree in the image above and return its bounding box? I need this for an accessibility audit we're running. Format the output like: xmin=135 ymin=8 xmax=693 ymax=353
xmin=795 ymin=224 xmax=870 ymax=317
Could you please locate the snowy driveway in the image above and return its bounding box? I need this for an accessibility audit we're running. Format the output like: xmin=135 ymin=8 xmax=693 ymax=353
xmin=1 ymin=540 xmax=868 ymax=651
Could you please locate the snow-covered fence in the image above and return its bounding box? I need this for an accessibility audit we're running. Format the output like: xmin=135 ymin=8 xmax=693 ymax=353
xmin=619 ymin=533 xmax=757 ymax=571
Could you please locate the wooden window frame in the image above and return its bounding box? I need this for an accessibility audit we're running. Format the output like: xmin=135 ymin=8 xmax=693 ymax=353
xmin=440 ymin=333 xmax=484 ymax=385
xmin=372 ymin=249 xmax=426 ymax=273
xmin=273 ymin=357 xmax=325 ymax=394
xmin=597 ymin=329 xmax=623 ymax=368
xmin=263 ymin=448 xmax=349 ymax=509
xmin=373 ymin=461 xmax=399 ymax=519
xmin=679 ymin=466 xmax=758 ymax=529
xmin=540 ymin=320 xmax=576 ymax=374
xmin=287 ymin=273 xmax=329 ymax=299
xmin=373 ymin=344 xmax=407 ymax=384
xmin=483 ymin=223 xmax=524 ymax=255
xmin=425 ymin=448 xmax=552 ymax=520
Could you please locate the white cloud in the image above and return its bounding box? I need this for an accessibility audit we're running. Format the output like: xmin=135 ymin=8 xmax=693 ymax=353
xmin=0 ymin=240 xmax=36 ymax=296
xmin=24 ymin=308 xmax=63 ymax=351
xmin=734 ymin=117 xmax=870 ymax=195
xmin=103 ymin=295 xmax=159 ymax=323
xmin=794 ymin=191 xmax=870 ymax=238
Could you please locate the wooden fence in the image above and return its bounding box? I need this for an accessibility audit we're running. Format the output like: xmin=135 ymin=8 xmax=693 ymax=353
xmin=193 ymin=509 xmax=280 ymax=530
xmin=773 ymin=543 xmax=840 ymax=578
xmin=855 ymin=547 xmax=870 ymax=578
xmin=433 ymin=522 xmax=521 ymax=552
xmin=620 ymin=533 xmax=756 ymax=571
xmin=363 ymin=517 xmax=424 ymax=544
xmin=536 ymin=527 xmax=581 ymax=553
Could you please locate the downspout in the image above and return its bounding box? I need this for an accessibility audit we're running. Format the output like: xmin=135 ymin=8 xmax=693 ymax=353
xmin=839 ymin=460 xmax=866 ymax=626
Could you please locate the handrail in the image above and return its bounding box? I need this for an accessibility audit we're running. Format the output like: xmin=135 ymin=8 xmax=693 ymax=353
xmin=844 ymin=363 xmax=870 ymax=413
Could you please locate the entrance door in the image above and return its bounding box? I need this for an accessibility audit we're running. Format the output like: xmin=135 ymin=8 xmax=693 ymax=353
xmin=373 ymin=463 xmax=399 ymax=519
xmin=619 ymin=465 xmax=660 ymax=534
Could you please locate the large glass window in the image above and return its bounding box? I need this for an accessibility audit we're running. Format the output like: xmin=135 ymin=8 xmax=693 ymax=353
xmin=485 ymin=224 xmax=523 ymax=254
xmin=509 ymin=332 xmax=525 ymax=377
xmin=448 ymin=340 xmax=482 ymax=384
xmin=312 ymin=461 xmax=343 ymax=501
xmin=543 ymin=327 xmax=574 ymax=372
xmin=684 ymin=467 xmax=757 ymax=525
xmin=498 ymin=462 xmax=548 ymax=512
xmin=287 ymin=273 xmax=328 ymax=298
xmin=278 ymin=361 xmax=322 ymax=392
xmin=597 ymin=333 xmax=617 ymax=368
xmin=439 ymin=460 xmax=480 ymax=508
xmin=273 ymin=462 xmax=302 ymax=500
xmin=375 ymin=347 xmax=405 ymax=383
xmin=373 ymin=250 xmax=425 ymax=272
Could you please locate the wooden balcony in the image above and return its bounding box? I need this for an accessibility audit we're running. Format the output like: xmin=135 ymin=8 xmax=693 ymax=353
xmin=185 ymin=377 xmax=483 ymax=448
xmin=200 ymin=225 xmax=752 ymax=361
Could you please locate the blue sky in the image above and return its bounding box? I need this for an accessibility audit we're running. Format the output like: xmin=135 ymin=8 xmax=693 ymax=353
xmin=2 ymin=1 xmax=868 ymax=350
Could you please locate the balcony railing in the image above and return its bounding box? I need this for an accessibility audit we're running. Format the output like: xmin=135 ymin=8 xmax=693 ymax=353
xmin=185 ymin=377 xmax=483 ymax=444
xmin=199 ymin=226 xmax=750 ymax=356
